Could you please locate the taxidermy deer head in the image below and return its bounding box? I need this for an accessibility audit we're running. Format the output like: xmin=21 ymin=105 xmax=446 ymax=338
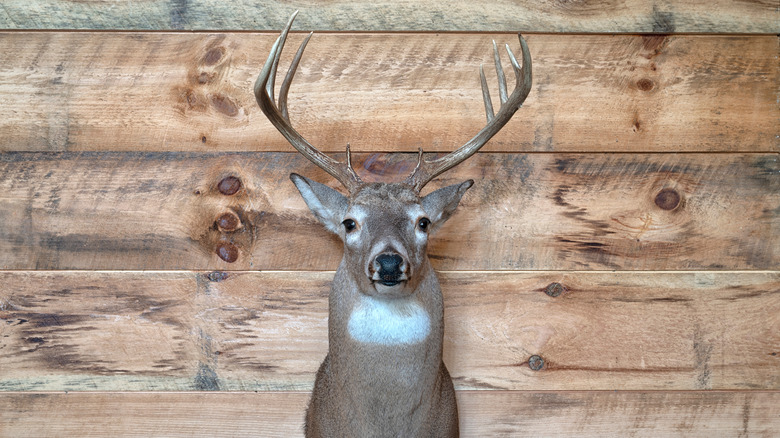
xmin=254 ymin=11 xmax=531 ymax=437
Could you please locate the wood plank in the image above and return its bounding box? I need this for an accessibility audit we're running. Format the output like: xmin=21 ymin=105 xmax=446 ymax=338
xmin=1 ymin=391 xmax=778 ymax=437
xmin=0 ymin=1 xmax=777 ymax=33
xmin=0 ymin=33 xmax=776 ymax=153
xmin=1 ymin=271 xmax=777 ymax=391
xmin=0 ymin=152 xmax=777 ymax=271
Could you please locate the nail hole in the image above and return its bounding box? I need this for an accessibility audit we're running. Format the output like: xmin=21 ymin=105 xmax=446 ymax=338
xmin=528 ymin=355 xmax=545 ymax=371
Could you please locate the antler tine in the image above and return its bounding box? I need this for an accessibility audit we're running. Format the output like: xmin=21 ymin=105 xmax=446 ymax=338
xmin=279 ymin=31 xmax=313 ymax=120
xmin=265 ymin=11 xmax=298 ymax=104
xmin=254 ymin=11 xmax=363 ymax=193
xmin=479 ymin=65 xmax=494 ymax=122
xmin=406 ymin=34 xmax=532 ymax=193
xmin=492 ymin=40 xmax=508 ymax=104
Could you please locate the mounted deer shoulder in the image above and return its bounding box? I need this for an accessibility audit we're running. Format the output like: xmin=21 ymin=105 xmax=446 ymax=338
xmin=254 ymin=11 xmax=531 ymax=438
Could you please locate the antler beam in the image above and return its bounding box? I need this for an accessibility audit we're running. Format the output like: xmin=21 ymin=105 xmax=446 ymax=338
xmin=255 ymin=12 xmax=531 ymax=194
xmin=405 ymin=35 xmax=532 ymax=192
xmin=254 ymin=11 xmax=363 ymax=193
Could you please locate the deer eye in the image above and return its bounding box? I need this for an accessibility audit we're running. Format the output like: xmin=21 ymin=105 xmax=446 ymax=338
xmin=342 ymin=219 xmax=357 ymax=232
xmin=418 ymin=217 xmax=431 ymax=232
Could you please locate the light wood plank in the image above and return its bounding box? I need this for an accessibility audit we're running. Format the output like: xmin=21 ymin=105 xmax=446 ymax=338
xmin=0 ymin=152 xmax=776 ymax=271
xmin=0 ymin=1 xmax=777 ymax=33
xmin=1 ymin=271 xmax=777 ymax=391
xmin=0 ymin=33 xmax=776 ymax=153
xmin=1 ymin=391 xmax=778 ymax=437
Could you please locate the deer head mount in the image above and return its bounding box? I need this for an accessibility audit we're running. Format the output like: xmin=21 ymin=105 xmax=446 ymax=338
xmin=254 ymin=11 xmax=531 ymax=437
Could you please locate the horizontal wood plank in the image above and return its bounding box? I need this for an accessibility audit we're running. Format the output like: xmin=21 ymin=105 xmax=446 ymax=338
xmin=0 ymin=1 xmax=777 ymax=33
xmin=1 ymin=391 xmax=778 ymax=437
xmin=0 ymin=33 xmax=776 ymax=153
xmin=1 ymin=271 xmax=777 ymax=391
xmin=0 ymin=152 xmax=776 ymax=271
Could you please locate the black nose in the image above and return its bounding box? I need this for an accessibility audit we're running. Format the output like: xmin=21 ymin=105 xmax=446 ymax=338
xmin=375 ymin=253 xmax=405 ymax=283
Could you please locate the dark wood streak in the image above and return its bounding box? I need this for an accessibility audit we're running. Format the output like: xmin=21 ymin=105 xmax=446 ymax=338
xmin=0 ymin=271 xmax=776 ymax=392
xmin=0 ymin=34 xmax=776 ymax=154
xmin=0 ymin=152 xmax=776 ymax=271
xmin=1 ymin=391 xmax=778 ymax=437
xmin=0 ymin=0 xmax=776 ymax=32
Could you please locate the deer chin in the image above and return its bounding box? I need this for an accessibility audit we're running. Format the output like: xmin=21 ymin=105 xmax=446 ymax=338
xmin=371 ymin=280 xmax=410 ymax=297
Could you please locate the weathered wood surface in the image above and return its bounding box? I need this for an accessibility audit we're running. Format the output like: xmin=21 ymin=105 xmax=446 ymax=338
xmin=0 ymin=33 xmax=776 ymax=153
xmin=0 ymin=1 xmax=777 ymax=33
xmin=1 ymin=152 xmax=777 ymax=271
xmin=2 ymin=391 xmax=778 ymax=437
xmin=1 ymin=271 xmax=777 ymax=391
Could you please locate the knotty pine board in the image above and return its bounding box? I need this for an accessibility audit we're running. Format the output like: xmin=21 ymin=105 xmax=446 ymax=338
xmin=1 ymin=271 xmax=777 ymax=392
xmin=0 ymin=0 xmax=777 ymax=33
xmin=1 ymin=391 xmax=778 ymax=437
xmin=0 ymin=152 xmax=776 ymax=271
xmin=0 ymin=33 xmax=776 ymax=153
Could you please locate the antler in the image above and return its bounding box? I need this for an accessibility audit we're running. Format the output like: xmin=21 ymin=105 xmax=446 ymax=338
xmin=254 ymin=11 xmax=363 ymax=193
xmin=405 ymin=35 xmax=532 ymax=192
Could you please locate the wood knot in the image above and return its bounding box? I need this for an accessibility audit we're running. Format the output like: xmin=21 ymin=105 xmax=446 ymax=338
xmin=218 ymin=176 xmax=242 ymax=196
xmin=207 ymin=271 xmax=229 ymax=282
xmin=362 ymin=153 xmax=415 ymax=176
xmin=216 ymin=212 xmax=241 ymax=232
xmin=544 ymin=282 xmax=566 ymax=297
xmin=216 ymin=242 xmax=239 ymax=263
xmin=654 ymin=188 xmax=681 ymax=211
xmin=197 ymin=71 xmax=214 ymax=85
xmin=636 ymin=78 xmax=655 ymax=92
xmin=210 ymin=94 xmax=239 ymax=117
xmin=183 ymin=89 xmax=207 ymax=111
xmin=203 ymin=47 xmax=225 ymax=66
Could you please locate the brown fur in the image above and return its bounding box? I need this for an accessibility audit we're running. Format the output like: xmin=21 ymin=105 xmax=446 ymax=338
xmin=292 ymin=178 xmax=469 ymax=437
xmin=305 ymin=264 xmax=459 ymax=437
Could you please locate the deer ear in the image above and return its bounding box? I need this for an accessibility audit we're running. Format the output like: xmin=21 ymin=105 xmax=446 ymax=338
xmin=420 ymin=179 xmax=474 ymax=233
xmin=290 ymin=173 xmax=349 ymax=235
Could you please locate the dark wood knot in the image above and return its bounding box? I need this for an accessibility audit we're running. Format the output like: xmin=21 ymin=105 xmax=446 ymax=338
xmin=655 ymin=188 xmax=681 ymax=211
xmin=216 ymin=212 xmax=241 ymax=232
xmin=544 ymin=282 xmax=566 ymax=297
xmin=216 ymin=242 xmax=239 ymax=263
xmin=218 ymin=176 xmax=242 ymax=196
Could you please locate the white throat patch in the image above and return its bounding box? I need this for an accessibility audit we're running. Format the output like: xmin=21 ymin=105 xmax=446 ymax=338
xmin=347 ymin=295 xmax=431 ymax=345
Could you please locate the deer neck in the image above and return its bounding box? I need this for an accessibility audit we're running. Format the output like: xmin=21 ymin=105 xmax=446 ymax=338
xmin=327 ymin=257 xmax=444 ymax=387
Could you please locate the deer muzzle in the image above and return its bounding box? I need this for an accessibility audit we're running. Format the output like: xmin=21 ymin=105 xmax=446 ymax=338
xmin=371 ymin=253 xmax=408 ymax=286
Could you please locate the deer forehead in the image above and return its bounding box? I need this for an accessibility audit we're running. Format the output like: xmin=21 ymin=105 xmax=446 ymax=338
xmin=347 ymin=183 xmax=426 ymax=223
xmin=351 ymin=183 xmax=420 ymax=205
xmin=348 ymin=204 xmax=426 ymax=224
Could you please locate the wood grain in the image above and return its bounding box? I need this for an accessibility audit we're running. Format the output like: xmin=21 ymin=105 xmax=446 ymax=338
xmin=0 ymin=152 xmax=776 ymax=271
xmin=1 ymin=391 xmax=778 ymax=437
xmin=0 ymin=33 xmax=776 ymax=153
xmin=1 ymin=271 xmax=777 ymax=391
xmin=0 ymin=1 xmax=777 ymax=33
xmin=2 ymin=2 xmax=777 ymax=436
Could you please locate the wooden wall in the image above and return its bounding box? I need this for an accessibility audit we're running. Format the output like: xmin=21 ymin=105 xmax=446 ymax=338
xmin=1 ymin=2 xmax=778 ymax=436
